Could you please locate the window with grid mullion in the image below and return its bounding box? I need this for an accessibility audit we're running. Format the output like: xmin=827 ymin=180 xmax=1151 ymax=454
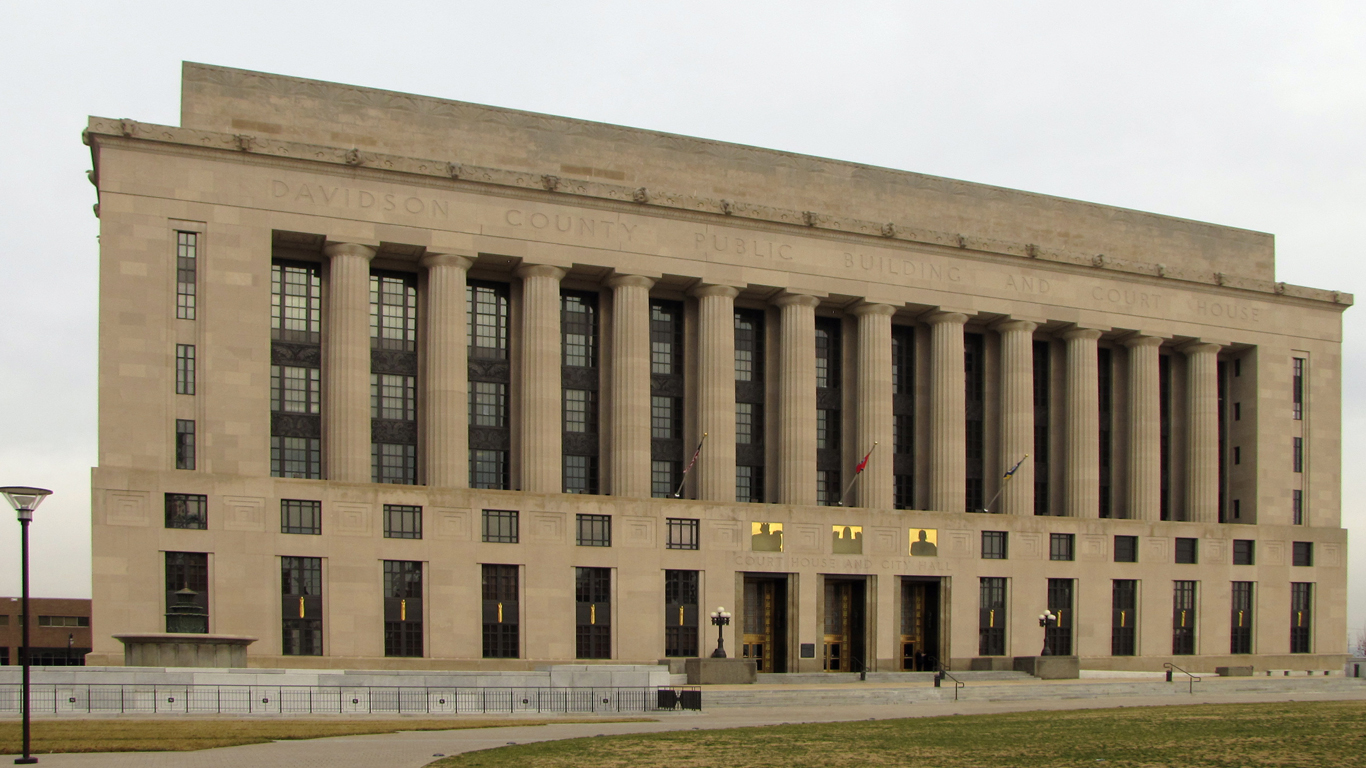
xmin=281 ymin=499 xmax=321 ymax=535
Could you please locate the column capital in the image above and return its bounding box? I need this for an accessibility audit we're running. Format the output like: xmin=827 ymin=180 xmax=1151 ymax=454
xmin=606 ymin=274 xmax=656 ymax=290
xmin=992 ymin=318 xmax=1038 ymax=334
xmin=1179 ymin=340 xmax=1223 ymax=356
xmin=850 ymin=302 xmax=897 ymax=318
xmin=516 ymin=263 xmax=567 ymax=281
xmin=1061 ymin=326 xmax=1104 ymax=342
xmin=323 ymin=242 xmax=377 ymax=261
xmin=1121 ymin=334 xmax=1164 ymax=349
xmin=773 ymin=292 xmax=821 ymax=309
xmin=922 ymin=310 xmax=968 ymax=326
xmin=420 ymin=252 xmax=474 ymax=270
xmin=690 ymin=283 xmax=741 ymax=299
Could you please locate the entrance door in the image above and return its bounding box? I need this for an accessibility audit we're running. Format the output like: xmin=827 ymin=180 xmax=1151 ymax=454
xmin=901 ymin=578 xmax=941 ymax=670
xmin=742 ymin=576 xmax=788 ymax=672
xmin=823 ymin=579 xmax=866 ymax=672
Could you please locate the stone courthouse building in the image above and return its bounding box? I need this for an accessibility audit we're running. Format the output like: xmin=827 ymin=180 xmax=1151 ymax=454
xmin=84 ymin=63 xmax=1349 ymax=672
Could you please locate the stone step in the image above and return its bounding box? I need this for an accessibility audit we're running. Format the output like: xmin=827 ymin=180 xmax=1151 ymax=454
xmin=755 ymin=671 xmax=1033 ymax=685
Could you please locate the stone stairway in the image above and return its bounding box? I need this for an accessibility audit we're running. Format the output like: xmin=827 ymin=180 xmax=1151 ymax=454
xmin=704 ymin=674 xmax=1365 ymax=708
xmin=756 ymin=671 xmax=1033 ymax=685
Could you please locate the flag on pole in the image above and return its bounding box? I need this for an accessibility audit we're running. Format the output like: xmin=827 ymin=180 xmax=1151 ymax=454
xmin=1002 ymin=453 xmax=1030 ymax=482
xmin=837 ymin=442 xmax=878 ymax=506
xmin=854 ymin=444 xmax=875 ymax=475
xmin=672 ymin=432 xmax=709 ymax=498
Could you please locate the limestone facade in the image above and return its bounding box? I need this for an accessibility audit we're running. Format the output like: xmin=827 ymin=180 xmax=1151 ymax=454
xmin=84 ymin=63 xmax=1350 ymax=672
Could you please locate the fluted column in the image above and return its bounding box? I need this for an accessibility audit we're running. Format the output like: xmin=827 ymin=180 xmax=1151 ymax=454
xmin=1184 ymin=341 xmax=1222 ymax=522
xmin=422 ymin=253 xmax=474 ymax=488
xmin=775 ymin=293 xmax=820 ymax=506
xmin=1124 ymin=335 xmax=1163 ymax=520
xmin=323 ymin=242 xmax=376 ymax=483
xmin=607 ymin=274 xmax=655 ymax=498
xmin=927 ymin=312 xmax=967 ymax=513
xmin=517 ymin=264 xmax=566 ymax=493
xmin=1063 ymin=327 xmax=1102 ymax=517
xmin=853 ymin=303 xmax=895 ymax=509
xmin=693 ymin=284 xmax=739 ymax=502
xmin=997 ymin=320 xmax=1037 ymax=515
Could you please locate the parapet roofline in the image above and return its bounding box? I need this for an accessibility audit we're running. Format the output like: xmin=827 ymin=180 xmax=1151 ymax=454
xmin=83 ymin=115 xmax=1353 ymax=309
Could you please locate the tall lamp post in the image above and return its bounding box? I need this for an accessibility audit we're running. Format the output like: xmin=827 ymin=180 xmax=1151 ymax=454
xmin=3 ymin=485 xmax=53 ymax=766
xmin=1038 ymin=610 xmax=1058 ymax=657
xmin=709 ymin=606 xmax=732 ymax=658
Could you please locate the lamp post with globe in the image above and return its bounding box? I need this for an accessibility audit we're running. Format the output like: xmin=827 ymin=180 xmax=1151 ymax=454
xmin=2 ymin=485 xmax=53 ymax=765
xmin=709 ymin=606 xmax=732 ymax=658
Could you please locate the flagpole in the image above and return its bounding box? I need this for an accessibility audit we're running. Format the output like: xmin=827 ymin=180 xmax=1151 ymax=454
xmin=836 ymin=442 xmax=877 ymax=506
xmin=981 ymin=454 xmax=1029 ymax=514
xmin=672 ymin=432 xmax=708 ymax=498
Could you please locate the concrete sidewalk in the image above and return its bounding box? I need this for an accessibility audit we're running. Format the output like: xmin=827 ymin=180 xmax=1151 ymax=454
xmin=6 ymin=686 xmax=1366 ymax=768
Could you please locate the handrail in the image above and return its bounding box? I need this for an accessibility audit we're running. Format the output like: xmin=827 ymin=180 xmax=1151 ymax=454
xmin=923 ymin=658 xmax=965 ymax=701
xmin=1164 ymin=662 xmax=1201 ymax=694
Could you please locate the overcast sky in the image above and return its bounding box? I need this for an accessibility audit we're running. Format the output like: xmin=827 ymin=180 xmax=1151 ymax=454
xmin=1 ymin=1 xmax=1362 ymax=641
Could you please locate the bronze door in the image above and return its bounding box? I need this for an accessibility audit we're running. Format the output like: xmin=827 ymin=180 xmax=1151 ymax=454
xmin=824 ymin=580 xmax=852 ymax=671
xmin=742 ymin=577 xmax=788 ymax=672
xmin=902 ymin=578 xmax=941 ymax=670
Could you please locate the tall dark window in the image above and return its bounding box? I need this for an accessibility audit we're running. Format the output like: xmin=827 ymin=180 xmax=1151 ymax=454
xmin=1033 ymin=341 xmax=1051 ymax=515
xmin=271 ymin=261 xmax=323 ymax=479
xmin=815 ymin=317 xmax=842 ymax=506
xmin=281 ymin=556 xmax=322 ymax=656
xmin=1292 ymin=358 xmax=1305 ymax=420
xmin=165 ymin=493 xmax=207 ymax=530
xmin=576 ymin=567 xmax=611 ymax=659
xmin=651 ymin=300 xmax=685 ymax=497
xmin=165 ymin=551 xmax=209 ymax=633
xmin=1292 ymin=541 xmax=1314 ymax=567
xmin=1049 ymin=533 xmax=1074 ymax=561
xmin=1172 ymin=581 xmax=1196 ymax=655
xmin=666 ymin=518 xmax=700 ymax=550
xmin=280 ymin=499 xmax=321 ymax=535
xmin=892 ymin=326 xmax=915 ymax=509
xmin=562 ymin=290 xmax=600 ymax=494
xmin=482 ymin=564 xmax=519 ymax=659
xmin=468 ymin=280 xmax=511 ymax=489
xmin=383 ymin=504 xmax=422 ymax=539
xmin=576 ymin=514 xmax=611 ymax=547
xmin=1098 ymin=347 xmax=1113 ymax=518
xmin=176 ymin=231 xmax=197 ymax=320
xmin=1218 ymin=359 xmax=1229 ymax=522
xmin=271 ymin=265 xmax=325 ymax=478
xmin=979 ymin=577 xmax=1007 ymax=656
xmin=1114 ymin=535 xmax=1138 ymax=563
xmin=1290 ymin=583 xmax=1312 ymax=653
xmin=481 ymin=509 xmax=518 ymax=543
xmin=1159 ymin=354 xmax=1172 ymax=520
xmin=371 ymin=272 xmax=418 ymax=484
xmin=1111 ymin=580 xmax=1136 ymax=656
xmin=383 ymin=560 xmax=423 ymax=657
xmin=981 ymin=531 xmax=1007 ymax=560
xmin=665 ymin=570 xmax=699 ymax=657
xmin=175 ymin=344 xmax=196 ymax=395
xmin=1233 ymin=540 xmax=1255 ymax=566
xmin=175 ymin=419 xmax=195 ymax=470
xmin=1293 ymin=490 xmax=1304 ymax=525
xmin=1230 ymin=581 xmax=1253 ymax=655
xmin=964 ymin=332 xmax=986 ymax=512
xmin=735 ymin=309 xmax=766 ymax=502
xmin=1046 ymin=579 xmax=1074 ymax=656
xmin=1293 ymin=437 xmax=1303 ymax=473
xmin=1175 ymin=537 xmax=1198 ymax=564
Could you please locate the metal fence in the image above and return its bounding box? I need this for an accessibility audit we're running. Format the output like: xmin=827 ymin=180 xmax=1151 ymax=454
xmin=0 ymin=684 xmax=702 ymax=715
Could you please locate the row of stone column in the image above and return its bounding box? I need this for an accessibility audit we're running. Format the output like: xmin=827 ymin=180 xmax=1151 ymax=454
xmin=318 ymin=244 xmax=1222 ymax=520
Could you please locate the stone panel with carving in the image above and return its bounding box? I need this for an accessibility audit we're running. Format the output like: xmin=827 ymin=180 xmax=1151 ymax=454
xmin=1143 ymin=537 xmax=1169 ymax=563
xmin=705 ymin=520 xmax=742 ymax=551
xmin=1263 ymin=541 xmax=1285 ymax=566
xmin=621 ymin=517 xmax=656 ymax=548
xmin=104 ymin=490 xmax=150 ymax=527
xmin=222 ymin=496 xmax=266 ymax=532
xmin=1015 ymin=532 xmax=1042 ymax=560
xmin=870 ymin=527 xmax=901 ymax=555
xmin=1080 ymin=534 xmax=1107 ymax=561
xmin=434 ymin=508 xmax=471 ymax=540
xmin=333 ymin=502 xmax=372 ymax=536
xmin=529 ymin=512 xmax=565 ymax=543
xmin=945 ymin=530 xmax=972 ymax=557
xmin=1203 ymin=539 xmax=1227 ymax=565
xmin=788 ymin=524 xmax=822 ymax=554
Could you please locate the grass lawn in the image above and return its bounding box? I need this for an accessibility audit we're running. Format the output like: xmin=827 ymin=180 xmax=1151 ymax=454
xmin=430 ymin=701 xmax=1366 ymax=768
xmin=0 ymin=716 xmax=649 ymax=754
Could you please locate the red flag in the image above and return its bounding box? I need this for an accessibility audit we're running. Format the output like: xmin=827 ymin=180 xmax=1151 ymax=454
xmin=854 ymin=445 xmax=874 ymax=474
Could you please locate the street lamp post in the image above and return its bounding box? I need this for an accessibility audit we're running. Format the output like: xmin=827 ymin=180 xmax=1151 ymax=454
xmin=1038 ymin=610 xmax=1058 ymax=657
xmin=2 ymin=485 xmax=53 ymax=766
xmin=709 ymin=606 xmax=732 ymax=658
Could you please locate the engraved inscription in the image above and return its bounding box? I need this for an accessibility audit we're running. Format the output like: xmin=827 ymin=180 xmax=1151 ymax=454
xmin=843 ymin=252 xmax=962 ymax=282
xmin=695 ymin=233 xmax=793 ymax=260
xmin=1092 ymin=286 xmax=1162 ymax=309
xmin=270 ymin=180 xmax=450 ymax=218
xmin=1192 ymin=298 xmax=1262 ymax=322
xmin=1006 ymin=274 xmax=1051 ymax=293
xmin=505 ymin=210 xmax=637 ymax=241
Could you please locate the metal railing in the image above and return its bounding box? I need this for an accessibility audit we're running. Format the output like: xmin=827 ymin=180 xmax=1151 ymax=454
xmin=1163 ymin=662 xmax=1201 ymax=694
xmin=0 ymin=684 xmax=701 ymax=716
xmin=925 ymin=656 xmax=966 ymax=701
